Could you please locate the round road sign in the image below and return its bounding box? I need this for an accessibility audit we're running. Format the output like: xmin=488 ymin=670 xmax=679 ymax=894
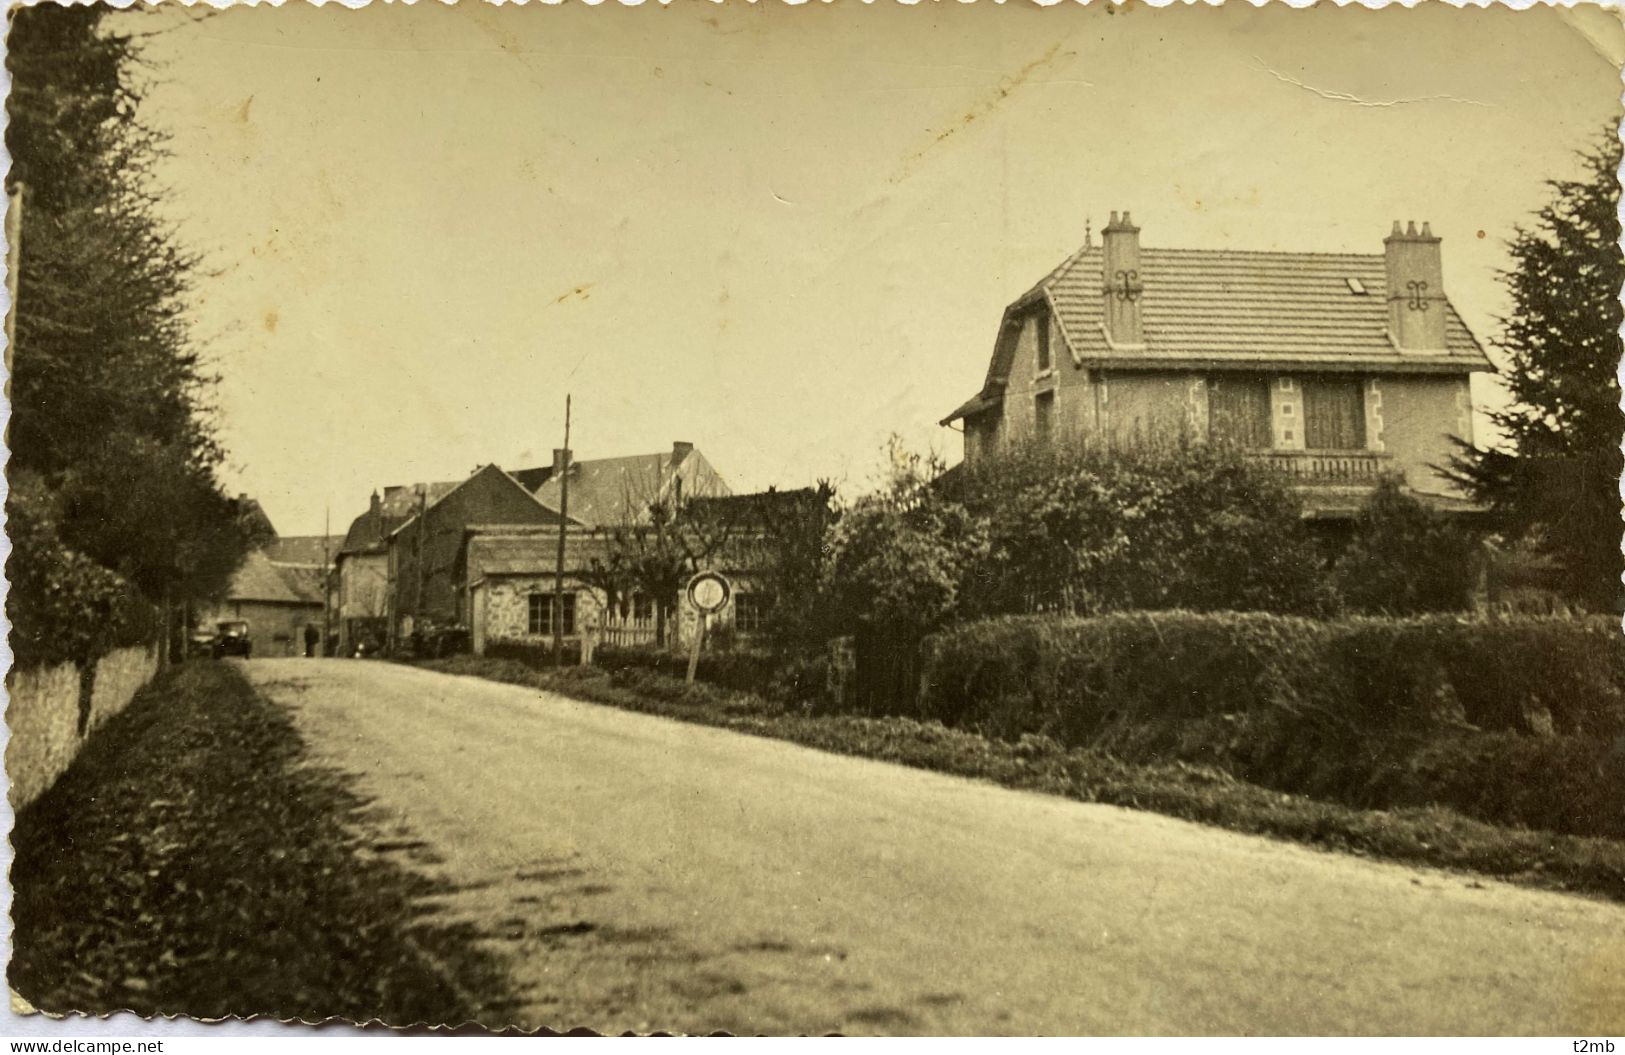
xmin=686 ymin=570 xmax=732 ymax=614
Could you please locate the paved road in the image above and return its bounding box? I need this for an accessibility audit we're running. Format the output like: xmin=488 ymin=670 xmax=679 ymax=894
xmin=245 ymin=659 xmax=1625 ymax=1035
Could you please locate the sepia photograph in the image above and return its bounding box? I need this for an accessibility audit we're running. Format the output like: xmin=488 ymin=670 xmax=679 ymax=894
xmin=3 ymin=0 xmax=1624 ymax=1037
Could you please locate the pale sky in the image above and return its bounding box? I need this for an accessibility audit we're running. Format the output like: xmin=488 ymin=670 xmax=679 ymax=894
xmin=120 ymin=1 xmax=1624 ymax=536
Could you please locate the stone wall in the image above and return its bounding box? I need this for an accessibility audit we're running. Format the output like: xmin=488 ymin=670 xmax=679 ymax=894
xmin=88 ymin=647 xmax=159 ymax=732
xmin=481 ymin=576 xmax=607 ymax=646
xmin=7 ymin=646 xmax=157 ymax=809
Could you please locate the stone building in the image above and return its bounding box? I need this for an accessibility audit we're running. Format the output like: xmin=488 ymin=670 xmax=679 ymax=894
xmin=941 ymin=213 xmax=1493 ymax=518
xmin=386 ymin=464 xmax=567 ymax=642
xmin=367 ymin=442 xmax=736 ymax=653
xmin=200 ymin=544 xmax=333 ymax=657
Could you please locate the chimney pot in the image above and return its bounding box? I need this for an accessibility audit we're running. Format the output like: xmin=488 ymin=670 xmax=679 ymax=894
xmin=1391 ymin=220 xmax=1403 ymax=236
xmin=1384 ymin=219 xmax=1447 ymax=351
xmin=1109 ymin=210 xmax=1120 ymax=226
xmin=1101 ymin=210 xmax=1145 ymax=345
xmin=552 ymin=447 xmax=572 ymax=474
xmin=369 ymin=490 xmax=381 ymax=515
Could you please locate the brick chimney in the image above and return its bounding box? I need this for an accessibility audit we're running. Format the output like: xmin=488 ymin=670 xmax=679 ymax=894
xmin=552 ymin=447 xmax=573 ymax=475
xmin=671 ymin=440 xmax=694 ymax=465
xmin=1101 ymin=211 xmax=1145 ymax=346
xmin=1384 ymin=220 xmax=1446 ymax=351
xmin=369 ymin=490 xmax=381 ymax=515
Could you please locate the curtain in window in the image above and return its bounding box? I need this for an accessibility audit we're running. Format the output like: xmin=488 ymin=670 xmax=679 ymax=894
xmin=1034 ymin=392 xmax=1055 ymax=446
xmin=1207 ymin=376 xmax=1272 ymax=449
xmin=1302 ymin=378 xmax=1366 ymax=450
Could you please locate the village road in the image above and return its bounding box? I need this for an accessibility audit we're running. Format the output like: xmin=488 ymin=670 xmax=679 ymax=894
xmin=244 ymin=659 xmax=1624 ymax=1036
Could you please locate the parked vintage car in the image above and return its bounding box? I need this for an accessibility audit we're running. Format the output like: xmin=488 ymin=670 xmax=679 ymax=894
xmin=212 ymin=620 xmax=253 ymax=659
xmin=188 ymin=626 xmax=218 ymax=658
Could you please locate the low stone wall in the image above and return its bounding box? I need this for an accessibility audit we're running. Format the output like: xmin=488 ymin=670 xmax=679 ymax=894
xmin=8 ymin=646 xmax=157 ymax=809
xmin=88 ymin=647 xmax=158 ymax=732
xmin=7 ymin=661 xmax=84 ymax=809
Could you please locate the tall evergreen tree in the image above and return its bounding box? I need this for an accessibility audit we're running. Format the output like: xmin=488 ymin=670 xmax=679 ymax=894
xmin=1449 ymin=133 xmax=1625 ymax=610
xmin=6 ymin=6 xmax=254 ymax=664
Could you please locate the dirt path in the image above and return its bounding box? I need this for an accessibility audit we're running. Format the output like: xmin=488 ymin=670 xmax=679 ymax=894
xmin=247 ymin=658 xmax=1625 ymax=1035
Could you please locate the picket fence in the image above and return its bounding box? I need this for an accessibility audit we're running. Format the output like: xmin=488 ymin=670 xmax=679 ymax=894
xmin=597 ymin=615 xmax=659 ymax=649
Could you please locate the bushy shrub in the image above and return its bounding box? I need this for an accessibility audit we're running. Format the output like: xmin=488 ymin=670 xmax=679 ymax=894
xmin=483 ymin=638 xmax=583 ymax=668
xmin=8 ymin=481 xmax=157 ymax=669
xmin=948 ymin=438 xmax=1335 ymax=617
xmin=1331 ymin=478 xmax=1482 ymax=614
xmin=918 ymin=611 xmax=1625 ymax=837
xmin=592 ymin=644 xmax=823 ymax=702
xmin=824 ymin=444 xmax=986 ymax=636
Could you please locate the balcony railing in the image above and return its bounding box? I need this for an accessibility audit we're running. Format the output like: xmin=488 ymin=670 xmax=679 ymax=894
xmin=1247 ymin=450 xmax=1392 ymax=483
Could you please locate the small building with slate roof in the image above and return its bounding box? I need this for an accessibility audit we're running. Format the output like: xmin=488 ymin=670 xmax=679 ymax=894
xmin=941 ymin=212 xmax=1493 ymax=518
xmin=200 ymin=547 xmax=333 ymax=658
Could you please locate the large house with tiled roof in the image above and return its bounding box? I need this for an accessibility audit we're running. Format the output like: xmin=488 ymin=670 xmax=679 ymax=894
xmin=942 ymin=212 xmax=1493 ymax=517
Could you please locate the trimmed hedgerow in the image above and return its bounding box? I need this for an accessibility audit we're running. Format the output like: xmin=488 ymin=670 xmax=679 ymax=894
xmin=419 ymin=655 xmax=1625 ymax=903
xmin=592 ymin=644 xmax=830 ymax=705
xmin=918 ymin=612 xmax=1625 ymax=838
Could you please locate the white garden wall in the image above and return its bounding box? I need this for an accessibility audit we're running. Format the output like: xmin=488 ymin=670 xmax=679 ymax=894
xmin=7 ymin=646 xmax=157 ymax=808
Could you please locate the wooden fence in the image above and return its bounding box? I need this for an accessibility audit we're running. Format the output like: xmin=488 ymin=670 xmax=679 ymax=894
xmin=598 ymin=615 xmax=659 ymax=649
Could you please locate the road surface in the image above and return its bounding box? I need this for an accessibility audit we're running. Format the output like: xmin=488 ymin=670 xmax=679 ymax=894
xmin=244 ymin=659 xmax=1625 ymax=1035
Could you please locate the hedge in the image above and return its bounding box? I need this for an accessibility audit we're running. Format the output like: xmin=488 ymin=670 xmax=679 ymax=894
xmin=918 ymin=612 xmax=1625 ymax=838
xmin=592 ymin=645 xmax=830 ymax=706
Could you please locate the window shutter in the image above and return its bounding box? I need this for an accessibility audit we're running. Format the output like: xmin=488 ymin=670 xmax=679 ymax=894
xmin=1303 ymin=378 xmax=1365 ymax=449
xmin=1208 ymin=377 xmax=1271 ymax=449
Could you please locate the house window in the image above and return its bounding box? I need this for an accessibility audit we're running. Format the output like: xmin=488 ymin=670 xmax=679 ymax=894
xmin=528 ymin=592 xmax=577 ymax=636
xmin=1036 ymin=311 xmax=1052 ymax=373
xmin=1302 ymin=377 xmax=1367 ymax=450
xmin=1207 ymin=376 xmax=1272 ymax=449
xmin=733 ymin=592 xmax=771 ymax=634
xmin=1034 ymin=391 xmax=1055 ymax=446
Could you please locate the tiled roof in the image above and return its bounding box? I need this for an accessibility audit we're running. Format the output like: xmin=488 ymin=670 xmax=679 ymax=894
xmin=265 ymin=535 xmax=343 ymax=567
xmin=687 ymin=488 xmax=831 ymax=533
xmin=524 ymin=449 xmax=730 ymax=529
xmin=1046 ymin=250 xmax=1488 ymax=370
xmin=339 ymin=481 xmax=461 ymax=556
xmin=275 ymin=563 xmax=329 ymax=605
xmin=467 ymin=532 xmax=614 ymax=579
xmin=1037 ymin=246 xmax=1485 ymax=367
xmin=227 ymin=550 xmax=324 ymax=606
xmin=948 ymin=242 xmax=1491 ymax=423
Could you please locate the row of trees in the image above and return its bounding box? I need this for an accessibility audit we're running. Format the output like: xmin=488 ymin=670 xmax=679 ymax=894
xmin=8 ymin=7 xmax=258 ymax=668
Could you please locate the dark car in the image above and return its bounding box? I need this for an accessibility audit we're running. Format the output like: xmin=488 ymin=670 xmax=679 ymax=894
xmin=213 ymin=620 xmax=252 ymax=659
xmin=187 ymin=626 xmax=218 ymax=659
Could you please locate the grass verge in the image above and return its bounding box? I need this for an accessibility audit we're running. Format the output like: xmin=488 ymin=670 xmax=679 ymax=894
xmin=419 ymin=655 xmax=1625 ymax=904
xmin=10 ymin=660 xmax=509 ymax=1025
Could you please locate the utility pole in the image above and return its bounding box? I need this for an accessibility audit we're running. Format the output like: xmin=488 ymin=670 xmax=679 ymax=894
xmin=414 ymin=486 xmax=428 ymax=642
xmin=322 ymin=504 xmax=332 ymax=657
xmin=553 ymin=394 xmax=572 ymax=667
